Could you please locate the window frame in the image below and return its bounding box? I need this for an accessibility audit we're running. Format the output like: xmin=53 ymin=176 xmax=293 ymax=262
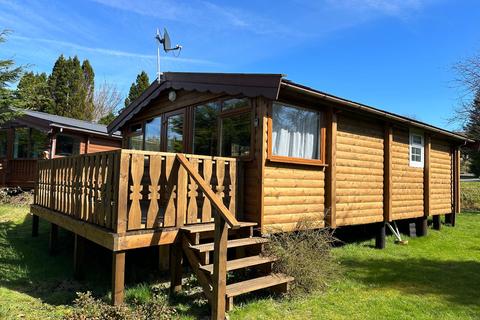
xmin=54 ymin=133 xmax=81 ymax=157
xmin=267 ymin=101 xmax=327 ymax=166
xmin=126 ymin=122 xmax=145 ymax=150
xmin=0 ymin=129 xmax=7 ymax=158
xmin=13 ymin=127 xmax=48 ymax=160
xmin=409 ymin=130 xmax=424 ymax=168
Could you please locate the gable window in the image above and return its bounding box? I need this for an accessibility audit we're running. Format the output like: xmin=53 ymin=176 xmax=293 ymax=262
xmin=0 ymin=130 xmax=7 ymax=157
xmin=269 ymin=102 xmax=324 ymax=164
xmin=144 ymin=117 xmax=161 ymax=151
xmin=55 ymin=134 xmax=80 ymax=156
xmin=409 ymin=131 xmax=424 ymax=168
xmin=127 ymin=123 xmax=143 ymax=150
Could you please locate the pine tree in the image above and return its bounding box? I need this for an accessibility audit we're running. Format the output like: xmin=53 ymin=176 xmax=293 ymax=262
xmin=0 ymin=30 xmax=23 ymax=123
xmin=82 ymin=59 xmax=95 ymax=120
xmin=48 ymin=55 xmax=94 ymax=120
xmin=16 ymin=72 xmax=53 ymax=112
xmin=124 ymin=71 xmax=150 ymax=108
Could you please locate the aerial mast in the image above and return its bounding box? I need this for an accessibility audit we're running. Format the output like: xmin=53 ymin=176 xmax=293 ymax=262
xmin=155 ymin=27 xmax=182 ymax=83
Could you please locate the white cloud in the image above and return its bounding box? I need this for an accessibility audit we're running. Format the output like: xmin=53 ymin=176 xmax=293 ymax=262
xmin=10 ymin=35 xmax=219 ymax=66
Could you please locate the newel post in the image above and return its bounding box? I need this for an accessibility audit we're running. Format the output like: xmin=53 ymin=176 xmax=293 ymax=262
xmin=212 ymin=214 xmax=228 ymax=320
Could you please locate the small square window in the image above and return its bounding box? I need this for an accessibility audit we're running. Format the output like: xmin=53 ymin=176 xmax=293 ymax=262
xmin=409 ymin=131 xmax=424 ymax=168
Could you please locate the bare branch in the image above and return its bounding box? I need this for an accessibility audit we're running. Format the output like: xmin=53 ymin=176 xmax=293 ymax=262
xmin=92 ymin=81 xmax=122 ymax=122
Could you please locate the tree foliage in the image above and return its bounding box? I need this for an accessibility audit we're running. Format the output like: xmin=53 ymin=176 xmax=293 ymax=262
xmin=16 ymin=72 xmax=53 ymax=112
xmin=0 ymin=30 xmax=23 ymax=123
xmin=93 ymin=81 xmax=122 ymax=124
xmin=124 ymin=71 xmax=150 ymax=108
xmin=454 ymin=53 xmax=480 ymax=175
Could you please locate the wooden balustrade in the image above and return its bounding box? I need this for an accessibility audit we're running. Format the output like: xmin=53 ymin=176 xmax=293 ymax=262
xmin=34 ymin=149 xmax=241 ymax=232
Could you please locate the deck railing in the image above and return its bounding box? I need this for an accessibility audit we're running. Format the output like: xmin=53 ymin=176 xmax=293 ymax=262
xmin=35 ymin=149 xmax=241 ymax=233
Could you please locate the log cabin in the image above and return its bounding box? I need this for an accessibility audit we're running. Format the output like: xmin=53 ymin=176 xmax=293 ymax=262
xmin=29 ymin=72 xmax=471 ymax=319
xmin=0 ymin=109 xmax=121 ymax=188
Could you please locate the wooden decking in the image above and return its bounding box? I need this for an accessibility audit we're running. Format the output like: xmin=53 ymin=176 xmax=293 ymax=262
xmin=30 ymin=150 xmax=290 ymax=319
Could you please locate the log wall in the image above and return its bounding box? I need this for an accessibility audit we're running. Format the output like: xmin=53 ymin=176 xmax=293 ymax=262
xmin=335 ymin=115 xmax=384 ymax=226
xmin=430 ymin=138 xmax=453 ymax=215
xmin=391 ymin=128 xmax=424 ymax=220
xmin=263 ymin=163 xmax=325 ymax=232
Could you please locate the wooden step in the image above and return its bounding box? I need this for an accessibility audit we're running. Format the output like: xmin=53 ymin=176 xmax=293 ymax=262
xmin=180 ymin=221 xmax=257 ymax=234
xmin=200 ymin=255 xmax=276 ymax=274
xmin=189 ymin=237 xmax=268 ymax=253
xmin=226 ymin=273 xmax=294 ymax=298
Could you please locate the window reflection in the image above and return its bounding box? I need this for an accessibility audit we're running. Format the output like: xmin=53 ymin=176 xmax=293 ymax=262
xmin=167 ymin=114 xmax=184 ymax=152
xmin=222 ymin=98 xmax=249 ymax=112
xmin=13 ymin=128 xmax=48 ymax=159
xmin=145 ymin=117 xmax=161 ymax=151
xmin=193 ymin=102 xmax=220 ymax=155
xmin=55 ymin=134 xmax=80 ymax=156
xmin=221 ymin=113 xmax=251 ymax=157
xmin=0 ymin=131 xmax=7 ymax=157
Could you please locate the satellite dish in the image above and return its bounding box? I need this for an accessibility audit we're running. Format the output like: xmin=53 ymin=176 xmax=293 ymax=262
xmin=163 ymin=28 xmax=171 ymax=51
xmin=155 ymin=27 xmax=182 ymax=83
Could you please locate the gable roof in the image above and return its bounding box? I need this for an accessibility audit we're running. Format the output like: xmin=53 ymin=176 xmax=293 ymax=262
xmin=6 ymin=109 xmax=121 ymax=138
xmin=107 ymin=72 xmax=471 ymax=143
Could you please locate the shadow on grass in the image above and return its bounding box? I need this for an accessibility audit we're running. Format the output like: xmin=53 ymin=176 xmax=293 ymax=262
xmin=341 ymin=257 xmax=480 ymax=307
xmin=0 ymin=212 xmax=164 ymax=307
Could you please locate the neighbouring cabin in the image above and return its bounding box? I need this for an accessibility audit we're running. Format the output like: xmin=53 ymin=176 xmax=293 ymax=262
xmin=30 ymin=72 xmax=469 ymax=319
xmin=0 ymin=109 xmax=121 ymax=189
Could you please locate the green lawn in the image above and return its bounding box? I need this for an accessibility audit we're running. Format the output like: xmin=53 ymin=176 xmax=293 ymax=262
xmin=0 ymin=204 xmax=479 ymax=319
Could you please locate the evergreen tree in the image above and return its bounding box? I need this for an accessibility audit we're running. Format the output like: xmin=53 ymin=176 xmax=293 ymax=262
xmin=98 ymin=112 xmax=116 ymax=125
xmin=82 ymin=59 xmax=95 ymax=120
xmin=124 ymin=71 xmax=150 ymax=108
xmin=16 ymin=72 xmax=53 ymax=112
xmin=48 ymin=55 xmax=94 ymax=120
xmin=0 ymin=30 xmax=23 ymax=123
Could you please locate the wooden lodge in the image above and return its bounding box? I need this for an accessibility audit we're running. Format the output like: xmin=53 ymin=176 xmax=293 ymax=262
xmin=0 ymin=109 xmax=122 ymax=188
xmin=30 ymin=72 xmax=470 ymax=319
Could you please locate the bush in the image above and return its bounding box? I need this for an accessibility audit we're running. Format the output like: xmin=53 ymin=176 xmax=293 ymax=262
xmin=461 ymin=182 xmax=480 ymax=211
xmin=263 ymin=220 xmax=340 ymax=296
xmin=0 ymin=187 xmax=33 ymax=206
xmin=65 ymin=291 xmax=176 ymax=320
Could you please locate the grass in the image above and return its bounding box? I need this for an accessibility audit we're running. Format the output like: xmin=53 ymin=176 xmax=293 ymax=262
xmin=0 ymin=204 xmax=479 ymax=319
xmin=461 ymin=181 xmax=480 ymax=211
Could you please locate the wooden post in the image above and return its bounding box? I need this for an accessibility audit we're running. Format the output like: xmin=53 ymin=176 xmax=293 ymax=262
xmin=32 ymin=214 xmax=39 ymax=237
xmin=159 ymin=245 xmax=170 ymax=272
xmin=212 ymin=216 xmax=228 ymax=320
xmin=49 ymin=223 xmax=59 ymax=255
xmin=416 ymin=217 xmax=428 ymax=237
xmin=384 ymin=125 xmax=393 ymax=223
xmin=424 ymin=135 xmax=431 ymax=218
xmin=325 ymin=109 xmax=337 ymax=227
xmin=447 ymin=147 xmax=461 ymax=227
xmin=74 ymin=234 xmax=85 ymax=280
xmin=375 ymin=222 xmax=386 ymax=249
xmin=433 ymin=215 xmax=441 ymax=230
xmin=116 ymin=152 xmax=129 ymax=233
xmin=112 ymin=251 xmax=126 ymax=306
xmin=169 ymin=241 xmax=183 ymax=295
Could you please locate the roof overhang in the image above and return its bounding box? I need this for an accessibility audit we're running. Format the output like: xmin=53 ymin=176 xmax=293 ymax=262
xmin=107 ymin=72 xmax=283 ymax=133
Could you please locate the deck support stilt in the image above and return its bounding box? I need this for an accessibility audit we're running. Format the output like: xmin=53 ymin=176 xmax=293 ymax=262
xmin=74 ymin=234 xmax=85 ymax=280
xmin=112 ymin=251 xmax=125 ymax=306
xmin=169 ymin=242 xmax=183 ymax=295
xmin=433 ymin=215 xmax=441 ymax=230
xmin=375 ymin=222 xmax=386 ymax=249
xmin=49 ymin=223 xmax=59 ymax=255
xmin=158 ymin=245 xmax=170 ymax=272
xmin=445 ymin=213 xmax=456 ymax=227
xmin=416 ymin=217 xmax=428 ymax=237
xmin=32 ymin=214 xmax=39 ymax=237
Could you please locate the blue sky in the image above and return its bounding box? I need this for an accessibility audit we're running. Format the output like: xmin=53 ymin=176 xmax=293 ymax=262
xmin=1 ymin=0 xmax=480 ymax=130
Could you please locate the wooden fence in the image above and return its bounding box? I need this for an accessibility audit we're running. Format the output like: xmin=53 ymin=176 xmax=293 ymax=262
xmin=35 ymin=150 xmax=241 ymax=232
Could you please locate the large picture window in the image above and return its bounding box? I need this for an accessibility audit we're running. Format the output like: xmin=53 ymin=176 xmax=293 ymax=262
xmin=193 ymin=102 xmax=220 ymax=156
xmin=270 ymin=103 xmax=322 ymax=163
xmin=55 ymin=134 xmax=80 ymax=156
xmin=13 ymin=128 xmax=48 ymax=159
xmin=221 ymin=112 xmax=251 ymax=157
xmin=127 ymin=123 xmax=143 ymax=150
xmin=0 ymin=130 xmax=7 ymax=157
xmin=144 ymin=117 xmax=161 ymax=151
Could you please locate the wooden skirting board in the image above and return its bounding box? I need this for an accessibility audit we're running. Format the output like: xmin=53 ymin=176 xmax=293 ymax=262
xmin=30 ymin=205 xmax=179 ymax=251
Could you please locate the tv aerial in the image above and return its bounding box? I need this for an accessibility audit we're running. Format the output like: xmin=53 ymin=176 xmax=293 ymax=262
xmin=155 ymin=28 xmax=182 ymax=83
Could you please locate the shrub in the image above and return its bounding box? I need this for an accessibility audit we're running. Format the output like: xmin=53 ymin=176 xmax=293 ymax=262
xmin=0 ymin=187 xmax=33 ymax=206
xmin=65 ymin=291 xmax=176 ymax=320
xmin=461 ymin=182 xmax=480 ymax=211
xmin=263 ymin=219 xmax=340 ymax=296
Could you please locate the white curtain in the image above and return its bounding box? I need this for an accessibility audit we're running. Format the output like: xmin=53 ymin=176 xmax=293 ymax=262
xmin=272 ymin=103 xmax=319 ymax=159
